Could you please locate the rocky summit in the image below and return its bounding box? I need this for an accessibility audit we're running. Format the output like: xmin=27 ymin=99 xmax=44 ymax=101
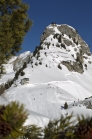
xmin=30 ymin=23 xmax=91 ymax=74
xmin=12 ymin=23 xmax=92 ymax=74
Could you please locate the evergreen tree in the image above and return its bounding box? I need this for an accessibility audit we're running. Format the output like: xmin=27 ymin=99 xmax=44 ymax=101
xmin=0 ymin=101 xmax=28 ymax=139
xmin=75 ymin=115 xmax=92 ymax=139
xmin=20 ymin=125 xmax=42 ymax=139
xmin=64 ymin=102 xmax=68 ymax=109
xmin=44 ymin=113 xmax=75 ymax=139
xmin=44 ymin=120 xmax=56 ymax=139
xmin=1 ymin=102 xmax=92 ymax=139
xmin=0 ymin=0 xmax=32 ymax=76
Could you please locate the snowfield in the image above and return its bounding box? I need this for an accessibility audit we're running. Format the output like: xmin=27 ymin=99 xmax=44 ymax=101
xmin=0 ymin=24 xmax=92 ymax=127
xmin=1 ymin=63 xmax=92 ymax=127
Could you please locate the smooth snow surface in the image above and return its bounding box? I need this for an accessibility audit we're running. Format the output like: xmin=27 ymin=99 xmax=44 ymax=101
xmin=1 ymin=60 xmax=92 ymax=127
xmin=0 ymin=24 xmax=92 ymax=127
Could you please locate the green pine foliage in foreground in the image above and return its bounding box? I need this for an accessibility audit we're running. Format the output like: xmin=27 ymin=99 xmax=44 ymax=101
xmin=0 ymin=0 xmax=33 ymax=76
xmin=0 ymin=102 xmax=92 ymax=139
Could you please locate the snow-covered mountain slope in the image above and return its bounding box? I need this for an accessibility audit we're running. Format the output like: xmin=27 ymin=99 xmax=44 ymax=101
xmin=0 ymin=23 xmax=92 ymax=127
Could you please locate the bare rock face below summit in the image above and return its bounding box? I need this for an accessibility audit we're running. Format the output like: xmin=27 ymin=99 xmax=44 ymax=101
xmin=13 ymin=51 xmax=32 ymax=71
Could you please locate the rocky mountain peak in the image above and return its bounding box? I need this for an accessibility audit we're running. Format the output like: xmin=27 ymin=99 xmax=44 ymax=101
xmin=30 ymin=24 xmax=91 ymax=74
xmin=41 ymin=23 xmax=90 ymax=55
xmin=12 ymin=24 xmax=92 ymax=75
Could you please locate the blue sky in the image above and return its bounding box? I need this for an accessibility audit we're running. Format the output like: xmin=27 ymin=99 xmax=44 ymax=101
xmin=20 ymin=0 xmax=92 ymax=54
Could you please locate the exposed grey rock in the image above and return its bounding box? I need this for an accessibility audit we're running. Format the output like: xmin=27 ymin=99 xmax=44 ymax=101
xmin=57 ymin=24 xmax=88 ymax=49
xmin=83 ymin=56 xmax=88 ymax=59
xmin=41 ymin=24 xmax=91 ymax=56
xmin=20 ymin=78 xmax=29 ymax=85
xmin=13 ymin=51 xmax=31 ymax=71
xmin=80 ymin=45 xmax=90 ymax=55
xmin=84 ymin=100 xmax=92 ymax=109
xmin=87 ymin=52 xmax=91 ymax=56
xmin=62 ymin=61 xmax=84 ymax=73
xmin=41 ymin=27 xmax=55 ymax=42
xmin=72 ymin=43 xmax=75 ymax=47
xmin=73 ymin=62 xmax=84 ymax=73
xmin=38 ymin=24 xmax=92 ymax=74
xmin=76 ymin=51 xmax=84 ymax=64
xmin=74 ymin=48 xmax=77 ymax=51
xmin=63 ymin=39 xmax=72 ymax=46
xmin=88 ymin=61 xmax=92 ymax=64
xmin=0 ymin=83 xmax=5 ymax=95
xmin=58 ymin=25 xmax=90 ymax=56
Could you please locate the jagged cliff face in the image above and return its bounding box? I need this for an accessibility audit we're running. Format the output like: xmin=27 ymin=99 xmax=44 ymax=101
xmin=31 ymin=23 xmax=91 ymax=74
